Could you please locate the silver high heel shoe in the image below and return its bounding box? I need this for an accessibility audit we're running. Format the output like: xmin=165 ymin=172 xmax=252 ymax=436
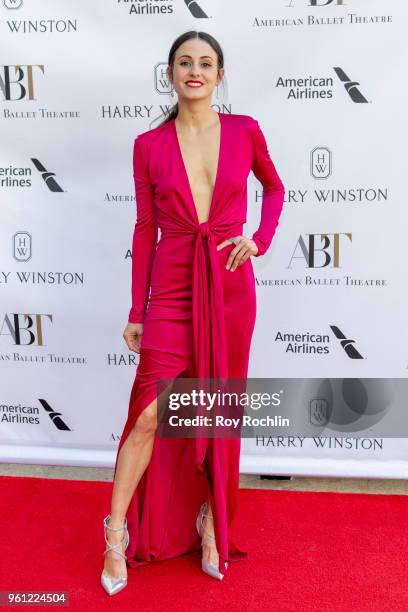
xmin=100 ymin=514 xmax=130 ymax=596
xmin=196 ymin=502 xmax=228 ymax=580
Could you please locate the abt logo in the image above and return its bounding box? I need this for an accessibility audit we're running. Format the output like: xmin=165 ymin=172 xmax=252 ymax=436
xmin=1 ymin=314 xmax=52 ymax=346
xmin=0 ymin=65 xmax=44 ymax=100
xmin=288 ymin=232 xmax=352 ymax=268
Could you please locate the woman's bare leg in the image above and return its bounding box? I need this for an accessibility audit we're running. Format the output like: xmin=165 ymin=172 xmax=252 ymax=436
xmin=102 ymin=395 xmax=221 ymax=578
xmin=103 ymin=398 xmax=158 ymax=579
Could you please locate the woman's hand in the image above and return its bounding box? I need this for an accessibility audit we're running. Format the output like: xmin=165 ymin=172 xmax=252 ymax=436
xmin=123 ymin=322 xmax=144 ymax=353
xmin=216 ymin=235 xmax=259 ymax=271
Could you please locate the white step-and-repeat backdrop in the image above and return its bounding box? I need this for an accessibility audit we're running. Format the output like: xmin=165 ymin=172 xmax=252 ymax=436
xmin=1 ymin=0 xmax=407 ymax=478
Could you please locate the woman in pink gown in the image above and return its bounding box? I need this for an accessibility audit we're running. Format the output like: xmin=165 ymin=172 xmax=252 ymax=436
xmin=101 ymin=30 xmax=285 ymax=595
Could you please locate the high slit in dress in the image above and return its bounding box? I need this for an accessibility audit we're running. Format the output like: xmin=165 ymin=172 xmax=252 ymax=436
xmin=113 ymin=112 xmax=285 ymax=577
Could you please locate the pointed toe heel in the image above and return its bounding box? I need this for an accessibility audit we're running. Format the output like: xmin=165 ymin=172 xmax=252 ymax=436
xmin=100 ymin=514 xmax=130 ymax=596
xmin=100 ymin=570 xmax=128 ymax=597
xmin=196 ymin=502 xmax=228 ymax=581
xmin=201 ymin=559 xmax=225 ymax=580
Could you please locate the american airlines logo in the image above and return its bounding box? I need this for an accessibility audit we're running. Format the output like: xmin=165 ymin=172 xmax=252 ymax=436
xmin=275 ymin=67 xmax=370 ymax=102
xmin=116 ymin=0 xmax=209 ymax=18
xmin=31 ymin=159 xmax=64 ymax=192
xmin=184 ymin=0 xmax=208 ymax=18
xmin=39 ymin=399 xmax=72 ymax=431
xmin=287 ymin=0 xmax=346 ymax=6
xmin=333 ymin=67 xmax=369 ymax=103
xmin=0 ymin=160 xmax=64 ymax=190
xmin=329 ymin=325 xmax=364 ymax=359
xmin=274 ymin=327 xmax=364 ymax=359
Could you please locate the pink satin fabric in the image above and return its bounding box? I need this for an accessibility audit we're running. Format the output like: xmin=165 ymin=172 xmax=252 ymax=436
xmin=114 ymin=112 xmax=285 ymax=576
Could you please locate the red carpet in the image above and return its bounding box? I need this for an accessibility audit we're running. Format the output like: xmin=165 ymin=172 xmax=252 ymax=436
xmin=1 ymin=474 xmax=408 ymax=611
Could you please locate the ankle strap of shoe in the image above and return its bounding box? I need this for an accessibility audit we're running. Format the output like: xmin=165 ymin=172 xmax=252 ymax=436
xmin=104 ymin=514 xmax=127 ymax=531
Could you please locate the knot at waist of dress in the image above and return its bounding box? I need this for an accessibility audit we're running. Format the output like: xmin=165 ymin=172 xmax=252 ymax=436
xmin=159 ymin=220 xmax=244 ymax=242
xmin=198 ymin=221 xmax=210 ymax=239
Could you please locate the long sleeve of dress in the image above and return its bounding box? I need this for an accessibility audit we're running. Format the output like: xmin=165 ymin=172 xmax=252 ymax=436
xmin=250 ymin=119 xmax=285 ymax=257
xmin=128 ymin=135 xmax=158 ymax=324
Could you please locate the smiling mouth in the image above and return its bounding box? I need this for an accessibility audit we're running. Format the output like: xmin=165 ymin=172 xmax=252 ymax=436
xmin=185 ymin=81 xmax=204 ymax=87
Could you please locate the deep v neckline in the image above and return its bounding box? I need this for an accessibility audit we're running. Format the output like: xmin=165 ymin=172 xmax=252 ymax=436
xmin=172 ymin=111 xmax=223 ymax=225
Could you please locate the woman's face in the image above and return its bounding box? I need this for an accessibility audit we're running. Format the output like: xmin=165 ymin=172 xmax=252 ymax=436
xmin=169 ymin=38 xmax=223 ymax=102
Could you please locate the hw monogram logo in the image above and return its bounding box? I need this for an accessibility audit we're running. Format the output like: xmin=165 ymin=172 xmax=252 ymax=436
xmin=3 ymin=0 xmax=23 ymax=8
xmin=13 ymin=232 xmax=32 ymax=262
xmin=288 ymin=233 xmax=352 ymax=268
xmin=0 ymin=313 xmax=53 ymax=345
xmin=0 ymin=65 xmax=44 ymax=100
xmin=309 ymin=398 xmax=329 ymax=425
xmin=311 ymin=147 xmax=332 ymax=179
xmin=154 ymin=62 xmax=173 ymax=95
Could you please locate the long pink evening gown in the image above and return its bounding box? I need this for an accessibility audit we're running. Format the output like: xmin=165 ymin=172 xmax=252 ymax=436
xmin=113 ymin=112 xmax=285 ymax=578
